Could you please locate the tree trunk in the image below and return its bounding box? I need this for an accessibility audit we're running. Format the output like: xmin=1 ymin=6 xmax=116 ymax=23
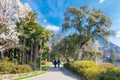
xmin=77 ymin=48 xmax=83 ymax=60
xmin=0 ymin=51 xmax=4 ymax=60
xmin=22 ymin=37 xmax=26 ymax=64
xmin=10 ymin=49 xmax=12 ymax=61
xmin=26 ymin=53 xmax=29 ymax=64
xmin=30 ymin=41 xmax=33 ymax=63
xmin=39 ymin=44 xmax=42 ymax=71
xmin=34 ymin=40 xmax=38 ymax=70
xmin=18 ymin=52 xmax=20 ymax=64
xmin=63 ymin=54 xmax=70 ymax=62
xmin=48 ymin=51 xmax=50 ymax=62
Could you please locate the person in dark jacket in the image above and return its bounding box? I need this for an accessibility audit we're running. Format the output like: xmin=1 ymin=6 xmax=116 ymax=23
xmin=53 ymin=60 xmax=57 ymax=68
xmin=57 ymin=59 xmax=61 ymax=68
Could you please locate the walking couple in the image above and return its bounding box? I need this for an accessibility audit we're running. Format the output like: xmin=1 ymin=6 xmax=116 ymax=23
xmin=53 ymin=59 xmax=61 ymax=68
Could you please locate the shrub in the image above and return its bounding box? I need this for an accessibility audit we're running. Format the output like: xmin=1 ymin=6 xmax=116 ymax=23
xmin=98 ymin=62 xmax=114 ymax=69
xmin=0 ymin=58 xmax=15 ymax=74
xmin=42 ymin=60 xmax=47 ymax=65
xmin=98 ymin=67 xmax=120 ymax=80
xmin=11 ymin=65 xmax=32 ymax=74
xmin=0 ymin=57 xmax=32 ymax=74
xmin=64 ymin=61 xmax=100 ymax=80
xmin=64 ymin=61 xmax=120 ymax=80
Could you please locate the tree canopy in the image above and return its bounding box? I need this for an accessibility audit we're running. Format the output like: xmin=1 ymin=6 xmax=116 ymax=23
xmin=62 ymin=5 xmax=111 ymax=48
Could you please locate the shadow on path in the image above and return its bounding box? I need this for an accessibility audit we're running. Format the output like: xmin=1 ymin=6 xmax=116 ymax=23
xmin=47 ymin=65 xmax=83 ymax=80
xmin=25 ymin=65 xmax=83 ymax=80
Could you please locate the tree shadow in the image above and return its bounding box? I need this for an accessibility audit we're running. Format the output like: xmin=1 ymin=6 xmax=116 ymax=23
xmin=48 ymin=65 xmax=83 ymax=80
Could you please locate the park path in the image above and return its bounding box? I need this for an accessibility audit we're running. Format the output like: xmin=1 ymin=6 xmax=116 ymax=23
xmin=25 ymin=65 xmax=82 ymax=80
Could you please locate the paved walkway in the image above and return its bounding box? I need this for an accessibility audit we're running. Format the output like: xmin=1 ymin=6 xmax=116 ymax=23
xmin=25 ymin=66 xmax=82 ymax=80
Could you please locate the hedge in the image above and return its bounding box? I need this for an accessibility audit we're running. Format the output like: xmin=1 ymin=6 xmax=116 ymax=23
xmin=64 ymin=60 xmax=120 ymax=80
xmin=0 ymin=58 xmax=32 ymax=74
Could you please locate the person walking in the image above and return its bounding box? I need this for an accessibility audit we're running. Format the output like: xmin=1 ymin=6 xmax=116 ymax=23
xmin=57 ymin=59 xmax=61 ymax=68
xmin=53 ymin=60 xmax=57 ymax=68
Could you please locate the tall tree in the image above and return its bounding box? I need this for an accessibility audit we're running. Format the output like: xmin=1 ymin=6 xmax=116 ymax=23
xmin=109 ymin=49 xmax=116 ymax=63
xmin=54 ymin=35 xmax=79 ymax=62
xmin=0 ymin=0 xmax=31 ymax=59
xmin=82 ymin=50 xmax=102 ymax=62
xmin=62 ymin=5 xmax=112 ymax=59
xmin=16 ymin=12 xmax=37 ymax=64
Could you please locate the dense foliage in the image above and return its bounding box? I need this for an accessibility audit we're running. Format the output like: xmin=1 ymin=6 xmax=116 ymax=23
xmin=64 ymin=61 xmax=100 ymax=80
xmin=64 ymin=61 xmax=119 ymax=80
xmin=82 ymin=50 xmax=102 ymax=62
xmin=0 ymin=1 xmax=115 ymax=79
xmin=107 ymin=49 xmax=117 ymax=63
xmin=0 ymin=11 xmax=51 ymax=71
xmin=53 ymin=35 xmax=79 ymax=61
xmin=11 ymin=65 xmax=32 ymax=74
xmin=0 ymin=0 xmax=51 ymax=72
xmin=98 ymin=62 xmax=114 ymax=69
xmin=0 ymin=58 xmax=15 ymax=74
xmin=0 ymin=57 xmax=32 ymax=74
xmin=62 ymin=5 xmax=112 ymax=59
xmin=98 ymin=67 xmax=120 ymax=80
xmin=42 ymin=60 xmax=47 ymax=65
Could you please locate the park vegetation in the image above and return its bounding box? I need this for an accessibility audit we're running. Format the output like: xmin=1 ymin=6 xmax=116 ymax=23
xmin=0 ymin=0 xmax=50 ymax=74
xmin=52 ymin=5 xmax=119 ymax=80
xmin=52 ymin=5 xmax=111 ymax=62
xmin=64 ymin=61 xmax=120 ymax=80
xmin=0 ymin=0 xmax=119 ymax=80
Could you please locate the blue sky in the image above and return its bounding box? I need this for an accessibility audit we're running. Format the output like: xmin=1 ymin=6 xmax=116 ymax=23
xmin=21 ymin=0 xmax=120 ymax=46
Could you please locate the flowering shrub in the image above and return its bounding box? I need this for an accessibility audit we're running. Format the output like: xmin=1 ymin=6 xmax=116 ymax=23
xmin=64 ymin=61 xmax=100 ymax=80
xmin=98 ymin=67 xmax=120 ymax=80
xmin=11 ymin=65 xmax=32 ymax=74
xmin=0 ymin=57 xmax=32 ymax=74
xmin=64 ymin=61 xmax=120 ymax=80
xmin=42 ymin=60 xmax=47 ymax=65
xmin=98 ymin=63 xmax=114 ymax=69
xmin=0 ymin=60 xmax=15 ymax=74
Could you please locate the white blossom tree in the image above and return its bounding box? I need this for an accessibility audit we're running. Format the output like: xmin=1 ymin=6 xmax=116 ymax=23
xmin=0 ymin=0 xmax=32 ymax=52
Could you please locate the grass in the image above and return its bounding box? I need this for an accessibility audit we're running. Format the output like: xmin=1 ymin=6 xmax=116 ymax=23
xmin=12 ymin=62 xmax=52 ymax=80
xmin=13 ymin=70 xmax=46 ymax=80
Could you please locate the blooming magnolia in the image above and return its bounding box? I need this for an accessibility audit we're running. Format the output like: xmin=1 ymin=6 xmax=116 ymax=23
xmin=0 ymin=0 xmax=32 ymax=51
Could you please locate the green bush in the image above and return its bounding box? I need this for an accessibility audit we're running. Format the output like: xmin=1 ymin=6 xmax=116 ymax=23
xmin=11 ymin=65 xmax=32 ymax=74
xmin=64 ymin=61 xmax=100 ymax=80
xmin=0 ymin=57 xmax=15 ymax=74
xmin=0 ymin=57 xmax=32 ymax=74
xmin=64 ymin=61 xmax=120 ymax=80
xmin=98 ymin=67 xmax=120 ymax=80
xmin=42 ymin=60 xmax=47 ymax=65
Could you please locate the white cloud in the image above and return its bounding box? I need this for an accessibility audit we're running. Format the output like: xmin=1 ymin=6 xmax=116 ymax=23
xmin=99 ymin=0 xmax=105 ymax=3
xmin=43 ymin=19 xmax=47 ymax=22
xmin=109 ymin=30 xmax=120 ymax=47
xmin=109 ymin=36 xmax=120 ymax=47
xmin=116 ymin=31 xmax=120 ymax=38
xmin=45 ymin=24 xmax=59 ymax=32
